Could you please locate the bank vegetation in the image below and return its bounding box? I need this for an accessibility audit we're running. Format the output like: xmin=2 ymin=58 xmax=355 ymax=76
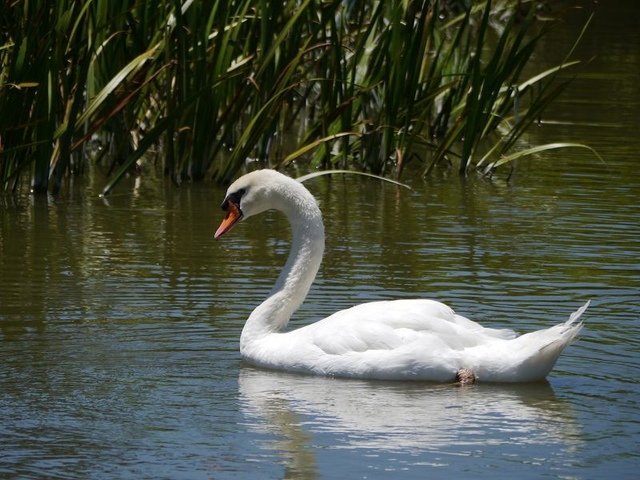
xmin=0 ymin=0 xmax=588 ymax=194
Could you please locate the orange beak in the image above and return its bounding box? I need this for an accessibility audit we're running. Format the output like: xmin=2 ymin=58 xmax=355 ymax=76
xmin=215 ymin=201 xmax=242 ymax=239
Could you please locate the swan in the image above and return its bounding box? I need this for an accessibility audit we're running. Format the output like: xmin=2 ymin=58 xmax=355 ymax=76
xmin=215 ymin=169 xmax=589 ymax=383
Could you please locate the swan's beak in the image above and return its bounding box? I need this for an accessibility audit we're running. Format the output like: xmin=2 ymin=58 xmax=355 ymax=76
xmin=215 ymin=201 xmax=243 ymax=239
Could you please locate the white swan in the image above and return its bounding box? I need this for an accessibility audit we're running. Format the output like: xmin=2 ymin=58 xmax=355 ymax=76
xmin=215 ymin=169 xmax=589 ymax=383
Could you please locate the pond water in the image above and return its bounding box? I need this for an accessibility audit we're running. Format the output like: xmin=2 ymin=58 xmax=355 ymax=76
xmin=1 ymin=1 xmax=639 ymax=478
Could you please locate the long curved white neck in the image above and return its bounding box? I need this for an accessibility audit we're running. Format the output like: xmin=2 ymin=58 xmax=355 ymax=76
xmin=240 ymin=183 xmax=325 ymax=350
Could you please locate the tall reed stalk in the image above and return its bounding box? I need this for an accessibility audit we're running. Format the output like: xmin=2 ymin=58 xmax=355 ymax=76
xmin=0 ymin=0 xmax=588 ymax=194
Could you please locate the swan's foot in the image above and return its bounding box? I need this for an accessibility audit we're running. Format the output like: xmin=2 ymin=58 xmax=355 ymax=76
xmin=455 ymin=368 xmax=476 ymax=385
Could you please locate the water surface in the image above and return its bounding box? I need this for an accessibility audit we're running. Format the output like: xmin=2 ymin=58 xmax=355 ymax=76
xmin=1 ymin=1 xmax=639 ymax=478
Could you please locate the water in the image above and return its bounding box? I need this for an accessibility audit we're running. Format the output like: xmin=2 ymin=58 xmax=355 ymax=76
xmin=1 ymin=2 xmax=639 ymax=478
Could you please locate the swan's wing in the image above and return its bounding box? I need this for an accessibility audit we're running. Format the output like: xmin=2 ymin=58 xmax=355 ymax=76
xmin=386 ymin=299 xmax=517 ymax=340
xmin=299 ymin=299 xmax=516 ymax=356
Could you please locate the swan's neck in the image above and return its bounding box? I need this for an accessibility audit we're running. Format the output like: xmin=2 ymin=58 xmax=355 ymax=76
xmin=240 ymin=191 xmax=324 ymax=349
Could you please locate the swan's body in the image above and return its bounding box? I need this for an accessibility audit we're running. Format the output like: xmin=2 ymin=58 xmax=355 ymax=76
xmin=215 ymin=169 xmax=588 ymax=383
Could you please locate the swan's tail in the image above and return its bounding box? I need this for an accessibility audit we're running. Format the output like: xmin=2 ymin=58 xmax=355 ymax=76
xmin=475 ymin=301 xmax=590 ymax=382
xmin=567 ymin=299 xmax=590 ymax=326
xmin=516 ymin=300 xmax=590 ymax=381
xmin=537 ymin=299 xmax=589 ymax=352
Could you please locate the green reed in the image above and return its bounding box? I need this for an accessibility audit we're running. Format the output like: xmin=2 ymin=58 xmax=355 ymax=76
xmin=0 ymin=0 xmax=588 ymax=194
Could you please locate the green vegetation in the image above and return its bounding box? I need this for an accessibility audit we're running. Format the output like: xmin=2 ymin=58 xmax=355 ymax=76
xmin=0 ymin=1 xmax=586 ymax=194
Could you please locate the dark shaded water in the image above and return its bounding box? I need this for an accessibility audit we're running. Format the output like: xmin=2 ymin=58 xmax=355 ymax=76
xmin=1 ymin=1 xmax=639 ymax=478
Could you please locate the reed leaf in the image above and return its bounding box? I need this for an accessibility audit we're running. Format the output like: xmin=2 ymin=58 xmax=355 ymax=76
xmin=72 ymin=45 xmax=160 ymax=132
xmin=296 ymin=169 xmax=411 ymax=190
xmin=486 ymin=143 xmax=604 ymax=170
xmin=280 ymin=132 xmax=362 ymax=168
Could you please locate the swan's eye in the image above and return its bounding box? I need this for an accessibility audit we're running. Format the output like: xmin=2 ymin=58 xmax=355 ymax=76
xmin=221 ymin=188 xmax=246 ymax=211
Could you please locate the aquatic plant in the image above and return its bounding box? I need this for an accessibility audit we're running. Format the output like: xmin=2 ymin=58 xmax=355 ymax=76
xmin=0 ymin=0 xmax=589 ymax=194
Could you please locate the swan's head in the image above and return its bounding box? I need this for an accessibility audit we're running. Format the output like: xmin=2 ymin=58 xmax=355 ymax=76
xmin=214 ymin=169 xmax=308 ymax=239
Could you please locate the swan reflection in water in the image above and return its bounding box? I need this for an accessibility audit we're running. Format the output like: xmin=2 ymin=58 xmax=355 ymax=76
xmin=238 ymin=367 xmax=582 ymax=475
